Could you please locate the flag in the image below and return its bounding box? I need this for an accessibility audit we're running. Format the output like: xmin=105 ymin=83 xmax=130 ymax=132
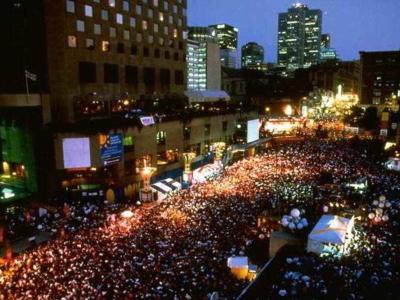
xmin=25 ymin=69 xmax=37 ymax=81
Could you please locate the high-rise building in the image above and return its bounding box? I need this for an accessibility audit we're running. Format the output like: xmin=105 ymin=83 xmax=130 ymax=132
xmin=241 ymin=42 xmax=265 ymax=69
xmin=187 ymin=27 xmax=221 ymax=90
xmin=360 ymin=51 xmax=400 ymax=105
xmin=278 ymin=3 xmax=322 ymax=71
xmin=0 ymin=0 xmax=188 ymax=123
xmin=209 ymin=24 xmax=239 ymax=68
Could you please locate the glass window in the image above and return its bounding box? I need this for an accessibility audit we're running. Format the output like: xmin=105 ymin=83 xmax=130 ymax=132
xmin=123 ymin=1 xmax=129 ymax=11
xmin=84 ymin=5 xmax=93 ymax=17
xmin=159 ymin=12 xmax=164 ymax=22
xmin=173 ymin=28 xmax=178 ymax=38
xmin=136 ymin=33 xmax=142 ymax=42
xmin=110 ymin=27 xmax=117 ymax=38
xmin=154 ymin=24 xmax=159 ymax=32
xmin=109 ymin=0 xmax=115 ymax=7
xmin=153 ymin=0 xmax=159 ymax=7
xmin=94 ymin=24 xmax=101 ymax=35
xmin=116 ymin=13 xmax=123 ymax=24
xmin=124 ymin=30 xmax=130 ymax=40
xmin=102 ymin=41 xmax=110 ymax=52
xmin=101 ymin=10 xmax=109 ymax=20
xmin=148 ymin=9 xmax=153 ymax=18
xmin=136 ymin=5 xmax=142 ymax=15
xmin=66 ymin=0 xmax=75 ymax=13
xmin=142 ymin=20 xmax=148 ymax=30
xmin=148 ymin=35 xmax=153 ymax=44
xmin=156 ymin=131 xmax=167 ymax=145
xmin=68 ymin=35 xmax=77 ymax=48
xmin=129 ymin=17 xmax=136 ymax=27
xmin=76 ymin=20 xmax=85 ymax=32
xmin=86 ymin=38 xmax=95 ymax=50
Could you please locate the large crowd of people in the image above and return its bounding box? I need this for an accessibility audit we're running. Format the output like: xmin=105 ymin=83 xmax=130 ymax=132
xmin=0 ymin=137 xmax=399 ymax=299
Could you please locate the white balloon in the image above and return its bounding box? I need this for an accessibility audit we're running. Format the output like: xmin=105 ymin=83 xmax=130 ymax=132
xmin=368 ymin=213 xmax=375 ymax=220
xmin=373 ymin=200 xmax=379 ymax=206
xmin=323 ymin=206 xmax=329 ymax=213
xmin=290 ymin=208 xmax=301 ymax=218
xmin=282 ymin=219 xmax=289 ymax=227
xmin=379 ymin=203 xmax=385 ymax=208
xmin=379 ymin=195 xmax=386 ymax=201
xmin=382 ymin=215 xmax=389 ymax=222
xmin=376 ymin=208 xmax=384 ymax=215
xmin=297 ymin=223 xmax=304 ymax=230
xmin=288 ymin=222 xmax=296 ymax=230
xmin=385 ymin=202 xmax=392 ymax=208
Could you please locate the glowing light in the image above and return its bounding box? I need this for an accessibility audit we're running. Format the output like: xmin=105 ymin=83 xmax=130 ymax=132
xmin=284 ymin=104 xmax=293 ymax=116
xmin=121 ymin=210 xmax=134 ymax=219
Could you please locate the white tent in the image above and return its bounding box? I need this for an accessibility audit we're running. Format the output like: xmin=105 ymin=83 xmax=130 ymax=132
xmin=307 ymin=215 xmax=354 ymax=255
xmin=151 ymin=178 xmax=182 ymax=201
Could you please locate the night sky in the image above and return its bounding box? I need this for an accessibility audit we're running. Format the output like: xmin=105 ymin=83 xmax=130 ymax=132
xmin=188 ymin=0 xmax=400 ymax=63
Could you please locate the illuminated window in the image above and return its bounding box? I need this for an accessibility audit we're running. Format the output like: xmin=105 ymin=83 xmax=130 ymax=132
xmin=123 ymin=1 xmax=129 ymax=11
xmin=110 ymin=27 xmax=116 ymax=38
xmin=148 ymin=9 xmax=153 ymax=18
xmin=153 ymin=0 xmax=159 ymax=7
xmin=130 ymin=17 xmax=136 ymax=27
xmin=101 ymin=10 xmax=109 ymax=20
xmin=86 ymin=38 xmax=95 ymax=50
xmin=124 ymin=30 xmax=130 ymax=40
xmin=68 ymin=35 xmax=77 ymax=48
xmin=94 ymin=24 xmax=101 ymax=35
xmin=76 ymin=20 xmax=85 ymax=32
xmin=173 ymin=29 xmax=178 ymax=38
xmin=108 ymin=0 xmax=115 ymax=7
xmin=84 ymin=5 xmax=93 ymax=17
xmin=66 ymin=0 xmax=75 ymax=13
xmin=102 ymin=41 xmax=110 ymax=52
xmin=116 ymin=13 xmax=123 ymax=24
xmin=159 ymin=12 xmax=164 ymax=22
xmin=136 ymin=5 xmax=142 ymax=15
xmin=142 ymin=20 xmax=148 ymax=30
xmin=154 ymin=24 xmax=159 ymax=32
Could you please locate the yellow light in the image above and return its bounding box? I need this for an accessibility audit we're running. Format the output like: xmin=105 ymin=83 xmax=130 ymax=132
xmin=123 ymin=99 xmax=130 ymax=106
xmin=284 ymin=104 xmax=293 ymax=116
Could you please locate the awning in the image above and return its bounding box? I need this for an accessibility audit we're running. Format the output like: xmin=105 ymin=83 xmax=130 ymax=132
xmin=151 ymin=178 xmax=181 ymax=194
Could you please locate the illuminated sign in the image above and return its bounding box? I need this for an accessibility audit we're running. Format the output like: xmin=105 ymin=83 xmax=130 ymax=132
xmin=100 ymin=134 xmax=123 ymax=166
xmin=247 ymin=119 xmax=260 ymax=143
xmin=63 ymin=138 xmax=91 ymax=169
xmin=140 ymin=116 xmax=155 ymax=126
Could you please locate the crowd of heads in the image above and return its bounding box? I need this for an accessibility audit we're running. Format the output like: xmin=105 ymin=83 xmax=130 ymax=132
xmin=0 ymin=137 xmax=399 ymax=299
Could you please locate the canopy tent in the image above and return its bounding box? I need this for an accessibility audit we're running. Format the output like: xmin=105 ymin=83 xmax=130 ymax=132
xmin=227 ymin=256 xmax=249 ymax=280
xmin=184 ymin=90 xmax=230 ymax=103
xmin=307 ymin=214 xmax=354 ymax=255
xmin=151 ymin=178 xmax=182 ymax=201
xmin=192 ymin=161 xmax=223 ymax=184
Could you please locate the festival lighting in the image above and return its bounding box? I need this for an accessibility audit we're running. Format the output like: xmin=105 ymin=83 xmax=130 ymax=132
xmin=121 ymin=210 xmax=134 ymax=219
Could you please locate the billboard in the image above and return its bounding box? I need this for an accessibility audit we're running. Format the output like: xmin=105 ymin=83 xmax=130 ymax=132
xmin=247 ymin=119 xmax=260 ymax=143
xmin=99 ymin=134 xmax=123 ymax=166
xmin=63 ymin=138 xmax=91 ymax=169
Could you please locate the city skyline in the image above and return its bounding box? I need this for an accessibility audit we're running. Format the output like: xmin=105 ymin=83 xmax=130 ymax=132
xmin=188 ymin=0 xmax=400 ymax=63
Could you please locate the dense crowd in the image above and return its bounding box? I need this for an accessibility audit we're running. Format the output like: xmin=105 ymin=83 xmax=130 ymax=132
xmin=0 ymin=138 xmax=399 ymax=299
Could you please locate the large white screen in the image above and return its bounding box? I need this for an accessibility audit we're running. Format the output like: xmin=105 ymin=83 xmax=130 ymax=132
xmin=247 ymin=119 xmax=260 ymax=143
xmin=63 ymin=138 xmax=91 ymax=169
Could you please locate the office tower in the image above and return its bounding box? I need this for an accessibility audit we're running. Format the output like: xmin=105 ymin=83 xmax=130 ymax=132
xmin=0 ymin=0 xmax=188 ymax=123
xmin=209 ymin=24 xmax=239 ymax=68
xmin=360 ymin=51 xmax=400 ymax=105
xmin=187 ymin=27 xmax=221 ymax=90
xmin=241 ymin=42 xmax=265 ymax=69
xmin=278 ymin=3 xmax=322 ymax=71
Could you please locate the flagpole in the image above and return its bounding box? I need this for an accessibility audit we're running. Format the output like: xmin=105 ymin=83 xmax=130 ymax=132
xmin=24 ymin=69 xmax=30 ymax=104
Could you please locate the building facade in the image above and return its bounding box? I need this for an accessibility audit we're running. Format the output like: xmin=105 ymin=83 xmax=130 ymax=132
xmin=360 ymin=51 xmax=400 ymax=105
xmin=241 ymin=42 xmax=265 ymax=69
xmin=187 ymin=27 xmax=221 ymax=91
xmin=1 ymin=0 xmax=188 ymax=124
xmin=209 ymin=24 xmax=239 ymax=68
xmin=278 ymin=3 xmax=322 ymax=71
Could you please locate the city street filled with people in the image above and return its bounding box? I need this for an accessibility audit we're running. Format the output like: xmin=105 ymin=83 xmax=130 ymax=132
xmin=1 ymin=137 xmax=399 ymax=299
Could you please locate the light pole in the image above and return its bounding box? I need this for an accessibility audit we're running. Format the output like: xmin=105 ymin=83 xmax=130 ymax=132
xmin=139 ymin=159 xmax=156 ymax=202
xmin=182 ymin=152 xmax=196 ymax=185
